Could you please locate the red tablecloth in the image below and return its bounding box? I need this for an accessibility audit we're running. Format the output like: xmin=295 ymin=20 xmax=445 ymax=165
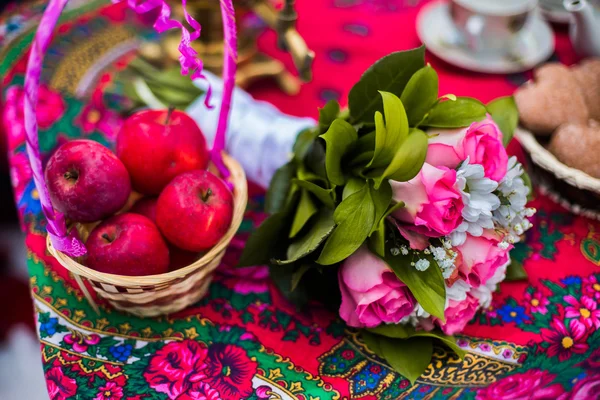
xmin=1 ymin=1 xmax=600 ymax=399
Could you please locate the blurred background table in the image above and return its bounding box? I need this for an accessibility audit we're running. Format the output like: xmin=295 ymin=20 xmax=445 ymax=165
xmin=0 ymin=1 xmax=599 ymax=399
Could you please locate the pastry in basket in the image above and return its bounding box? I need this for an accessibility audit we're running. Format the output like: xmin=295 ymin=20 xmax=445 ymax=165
xmin=548 ymin=119 xmax=600 ymax=179
xmin=572 ymin=58 xmax=600 ymax=121
xmin=514 ymin=63 xmax=589 ymax=135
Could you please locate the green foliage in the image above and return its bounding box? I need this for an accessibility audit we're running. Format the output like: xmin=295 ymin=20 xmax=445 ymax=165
xmin=320 ymin=119 xmax=358 ymax=185
xmin=401 ymin=65 xmax=439 ymax=126
xmin=266 ymin=162 xmax=296 ymax=214
xmin=487 ymin=96 xmax=519 ymax=147
xmin=349 ymin=46 xmax=426 ymax=122
xmin=384 ymin=251 xmax=446 ymax=320
xmin=422 ymin=97 xmax=487 ymax=128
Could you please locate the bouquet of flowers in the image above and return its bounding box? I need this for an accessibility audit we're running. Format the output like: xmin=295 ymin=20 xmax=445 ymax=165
xmin=239 ymin=46 xmax=534 ymax=382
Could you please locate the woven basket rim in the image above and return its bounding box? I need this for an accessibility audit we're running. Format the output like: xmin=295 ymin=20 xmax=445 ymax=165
xmin=515 ymin=127 xmax=600 ymax=194
xmin=47 ymin=153 xmax=248 ymax=287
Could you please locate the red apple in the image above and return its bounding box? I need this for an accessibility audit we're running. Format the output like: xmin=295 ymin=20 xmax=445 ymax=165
xmin=116 ymin=108 xmax=209 ymax=195
xmin=45 ymin=139 xmax=131 ymax=222
xmin=129 ymin=196 xmax=200 ymax=269
xmin=130 ymin=197 xmax=158 ymax=222
xmin=156 ymin=170 xmax=234 ymax=252
xmin=86 ymin=213 xmax=169 ymax=276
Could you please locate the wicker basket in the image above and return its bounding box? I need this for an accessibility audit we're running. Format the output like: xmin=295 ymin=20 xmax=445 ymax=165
xmin=47 ymin=154 xmax=248 ymax=317
xmin=516 ymin=127 xmax=600 ymax=220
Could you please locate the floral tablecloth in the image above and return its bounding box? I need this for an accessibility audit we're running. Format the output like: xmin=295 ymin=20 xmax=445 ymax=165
xmin=1 ymin=1 xmax=599 ymax=399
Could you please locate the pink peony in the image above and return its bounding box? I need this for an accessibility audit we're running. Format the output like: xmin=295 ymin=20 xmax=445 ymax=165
xmin=454 ymin=232 xmax=511 ymax=288
xmin=339 ymin=246 xmax=416 ymax=328
xmin=558 ymin=375 xmax=600 ymax=400
xmin=426 ymin=116 xmax=508 ymax=182
xmin=391 ymin=163 xmax=464 ymax=237
xmin=437 ymin=293 xmax=479 ymax=335
xmin=476 ymin=369 xmax=565 ymax=400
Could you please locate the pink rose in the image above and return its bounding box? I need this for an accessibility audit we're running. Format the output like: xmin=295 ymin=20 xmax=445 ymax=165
xmin=426 ymin=116 xmax=508 ymax=181
xmin=339 ymin=245 xmax=416 ymax=328
xmin=455 ymin=232 xmax=511 ymax=288
xmin=559 ymin=375 xmax=600 ymax=400
xmin=391 ymin=163 xmax=464 ymax=237
xmin=437 ymin=293 xmax=479 ymax=335
xmin=476 ymin=370 xmax=565 ymax=400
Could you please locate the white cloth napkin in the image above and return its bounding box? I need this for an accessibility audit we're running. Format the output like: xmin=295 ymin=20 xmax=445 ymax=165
xmin=187 ymin=72 xmax=316 ymax=189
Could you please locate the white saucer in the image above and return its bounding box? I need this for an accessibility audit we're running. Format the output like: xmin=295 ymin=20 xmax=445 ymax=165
xmin=417 ymin=1 xmax=555 ymax=74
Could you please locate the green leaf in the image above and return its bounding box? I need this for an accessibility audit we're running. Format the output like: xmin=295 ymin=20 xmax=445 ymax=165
xmin=361 ymin=331 xmax=385 ymax=357
xmin=380 ymin=336 xmax=433 ymax=385
xmin=318 ymin=100 xmax=341 ymax=131
xmin=368 ymin=92 xmax=409 ymax=169
xmin=401 ymin=65 xmax=439 ymax=126
xmin=319 ymin=119 xmax=358 ymax=185
xmin=369 ymin=325 xmax=466 ymax=358
xmin=383 ymin=201 xmax=405 ymax=219
xmin=385 ymin=252 xmax=446 ymax=320
xmin=293 ymin=127 xmax=321 ymax=161
xmin=317 ymin=184 xmax=375 ymax=265
xmin=266 ymin=162 xmax=296 ymax=214
xmin=487 ymin=96 xmax=518 ymax=147
xmin=423 ymin=97 xmax=487 ymax=128
xmin=373 ymin=128 xmax=428 ymax=187
xmin=349 ymin=46 xmax=426 ymax=122
xmin=342 ymin=178 xmax=366 ymax=200
xmin=306 ymin=140 xmax=327 ymax=178
xmin=238 ymin=209 xmax=291 ymax=267
xmin=274 ymin=209 xmax=336 ymax=264
xmin=369 ymin=219 xmax=386 ymax=257
xmin=297 ymin=164 xmax=327 ymax=186
xmin=291 ymin=264 xmax=311 ymax=292
xmin=370 ymin=180 xmax=392 ymax=234
xmin=368 ymin=324 xmax=411 ymax=339
xmin=290 ymin=189 xmax=317 ymax=238
xmin=293 ymin=179 xmax=335 ymax=207
xmin=505 ymin=259 xmax=528 ymax=281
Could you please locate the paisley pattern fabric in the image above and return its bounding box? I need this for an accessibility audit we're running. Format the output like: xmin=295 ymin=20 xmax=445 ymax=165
xmin=1 ymin=1 xmax=599 ymax=399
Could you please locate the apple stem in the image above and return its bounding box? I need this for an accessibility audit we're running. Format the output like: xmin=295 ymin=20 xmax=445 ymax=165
xmin=200 ymin=188 xmax=213 ymax=203
xmin=101 ymin=233 xmax=114 ymax=243
xmin=165 ymin=106 xmax=175 ymax=125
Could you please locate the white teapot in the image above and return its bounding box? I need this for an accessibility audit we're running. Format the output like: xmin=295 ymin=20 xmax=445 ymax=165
xmin=564 ymin=0 xmax=600 ymax=58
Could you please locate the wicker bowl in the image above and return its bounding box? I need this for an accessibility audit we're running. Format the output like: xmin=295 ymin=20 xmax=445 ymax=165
xmin=516 ymin=127 xmax=600 ymax=220
xmin=47 ymin=153 xmax=248 ymax=317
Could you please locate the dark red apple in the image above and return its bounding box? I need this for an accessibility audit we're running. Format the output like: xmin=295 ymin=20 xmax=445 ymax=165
xmin=129 ymin=196 xmax=200 ymax=269
xmin=116 ymin=108 xmax=209 ymax=195
xmin=156 ymin=170 xmax=234 ymax=252
xmin=86 ymin=213 xmax=169 ymax=276
xmin=45 ymin=139 xmax=131 ymax=222
xmin=130 ymin=197 xmax=158 ymax=222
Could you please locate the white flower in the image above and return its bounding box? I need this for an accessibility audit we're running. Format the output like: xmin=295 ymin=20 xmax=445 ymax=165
xmin=493 ymin=157 xmax=535 ymax=244
xmin=430 ymin=242 xmax=458 ymax=278
xmin=415 ymin=259 xmax=430 ymax=271
xmin=451 ymin=159 xmax=500 ymax=246
xmin=470 ymin=261 xmax=509 ymax=309
xmin=445 ymin=279 xmax=471 ymax=304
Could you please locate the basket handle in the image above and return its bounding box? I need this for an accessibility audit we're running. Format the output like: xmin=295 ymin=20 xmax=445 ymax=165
xmin=24 ymin=0 xmax=238 ymax=257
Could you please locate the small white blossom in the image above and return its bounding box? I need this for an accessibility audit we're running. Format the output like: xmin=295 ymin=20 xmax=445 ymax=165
xmin=400 ymin=246 xmax=409 ymax=255
xmin=415 ymin=259 xmax=430 ymax=271
xmin=493 ymin=157 xmax=535 ymax=244
xmin=390 ymin=247 xmax=400 ymax=256
xmin=452 ymin=158 xmax=500 ymax=246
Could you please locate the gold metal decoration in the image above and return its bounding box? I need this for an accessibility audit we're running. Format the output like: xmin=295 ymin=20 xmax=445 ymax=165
xmin=143 ymin=0 xmax=315 ymax=94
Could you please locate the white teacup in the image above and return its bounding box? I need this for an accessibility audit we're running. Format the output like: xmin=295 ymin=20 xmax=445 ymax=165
xmin=450 ymin=0 xmax=538 ymax=54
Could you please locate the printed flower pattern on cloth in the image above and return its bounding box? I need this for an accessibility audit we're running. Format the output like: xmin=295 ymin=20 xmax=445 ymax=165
xmin=475 ymin=369 xmax=565 ymax=400
xmin=45 ymin=366 xmax=78 ymax=400
xmin=144 ymin=340 xmax=209 ymax=399
xmin=524 ymin=290 xmax=550 ymax=314
xmin=542 ymin=318 xmax=589 ymax=361
xmin=205 ymin=343 xmax=258 ymax=399
xmin=93 ymin=382 xmax=123 ymax=400
xmin=63 ymin=332 xmax=101 ymax=353
xmin=564 ymin=295 xmax=600 ymax=330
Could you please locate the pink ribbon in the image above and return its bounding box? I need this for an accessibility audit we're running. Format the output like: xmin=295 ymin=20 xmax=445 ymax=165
xmin=24 ymin=0 xmax=86 ymax=257
xmin=25 ymin=0 xmax=238 ymax=257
